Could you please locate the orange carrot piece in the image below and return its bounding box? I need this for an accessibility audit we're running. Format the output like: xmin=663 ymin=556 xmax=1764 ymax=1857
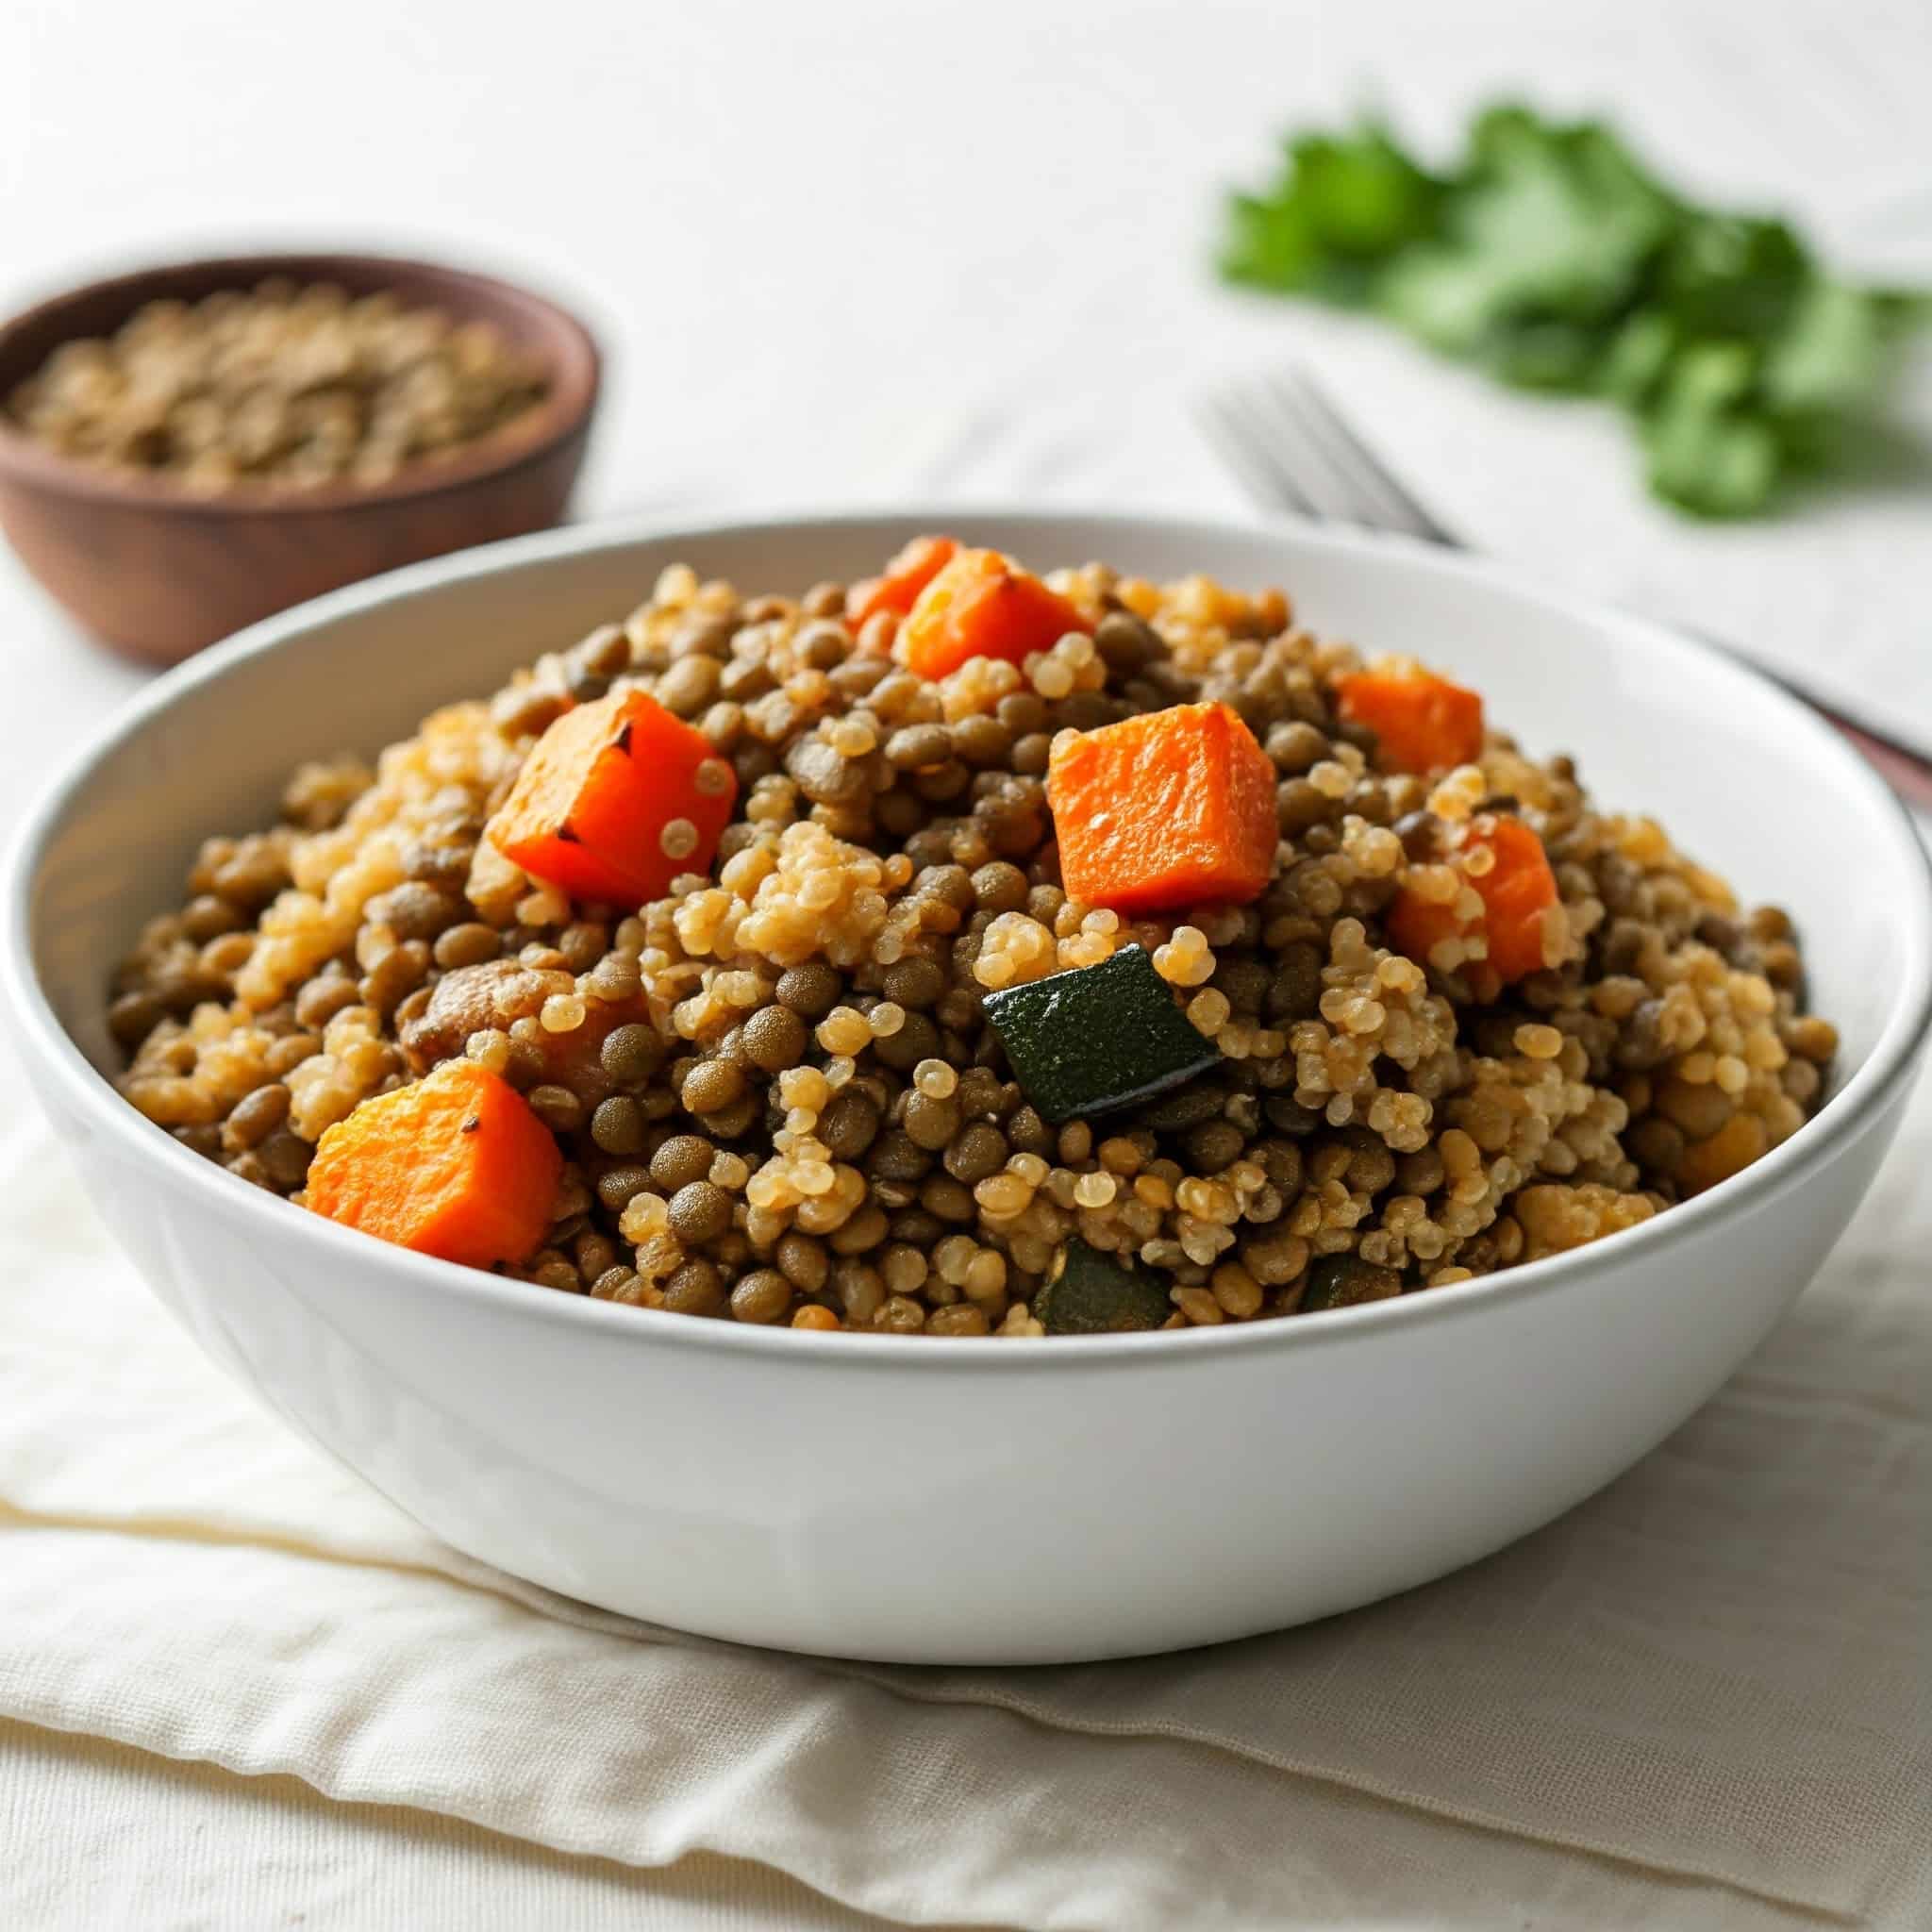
xmin=306 ymin=1059 xmax=561 ymax=1268
xmin=1048 ymin=702 xmax=1277 ymax=916
xmin=896 ymin=546 xmax=1092 ymax=681
xmin=1390 ymin=816 xmax=1558 ymax=983
xmin=486 ymin=688 xmax=737 ymax=908
xmin=1337 ymin=661 xmax=1485 ymax=774
xmin=845 ymin=534 xmax=959 ymax=631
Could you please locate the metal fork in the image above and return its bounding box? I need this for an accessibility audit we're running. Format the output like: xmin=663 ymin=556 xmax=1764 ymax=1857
xmin=1198 ymin=366 xmax=1932 ymax=811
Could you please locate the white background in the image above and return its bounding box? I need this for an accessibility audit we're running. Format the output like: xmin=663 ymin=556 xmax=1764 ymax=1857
xmin=4 ymin=2 xmax=1929 ymax=1925
xmin=6 ymin=0 xmax=1930 ymax=824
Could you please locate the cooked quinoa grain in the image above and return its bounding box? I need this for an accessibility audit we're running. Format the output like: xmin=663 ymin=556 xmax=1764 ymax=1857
xmin=111 ymin=546 xmax=1836 ymax=1334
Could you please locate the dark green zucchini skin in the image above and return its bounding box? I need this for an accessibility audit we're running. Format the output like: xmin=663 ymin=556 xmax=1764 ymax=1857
xmin=1300 ymin=1253 xmax=1403 ymax=1310
xmin=982 ymin=944 xmax=1218 ymax=1124
xmin=1035 ymin=1238 xmax=1174 ymax=1334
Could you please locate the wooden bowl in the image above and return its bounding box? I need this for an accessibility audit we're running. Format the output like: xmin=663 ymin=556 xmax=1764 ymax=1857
xmin=0 ymin=252 xmax=602 ymax=665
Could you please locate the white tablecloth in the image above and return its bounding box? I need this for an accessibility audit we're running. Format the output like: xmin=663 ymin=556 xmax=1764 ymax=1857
xmin=3 ymin=1 xmax=1929 ymax=1924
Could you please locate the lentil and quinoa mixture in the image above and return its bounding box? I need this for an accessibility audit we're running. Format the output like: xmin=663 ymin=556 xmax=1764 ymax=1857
xmin=109 ymin=541 xmax=1838 ymax=1337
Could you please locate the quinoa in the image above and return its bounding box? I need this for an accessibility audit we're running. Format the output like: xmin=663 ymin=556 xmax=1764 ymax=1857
xmin=110 ymin=556 xmax=1838 ymax=1335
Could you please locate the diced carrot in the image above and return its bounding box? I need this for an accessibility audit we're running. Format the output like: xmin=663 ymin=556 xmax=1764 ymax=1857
xmin=486 ymin=688 xmax=737 ymax=908
xmin=1337 ymin=661 xmax=1485 ymax=774
xmin=1048 ymin=702 xmax=1278 ymax=916
xmin=845 ymin=534 xmax=959 ymax=631
xmin=305 ymin=1059 xmax=561 ymax=1269
xmin=896 ymin=546 xmax=1092 ymax=681
xmin=1390 ymin=815 xmax=1558 ymax=983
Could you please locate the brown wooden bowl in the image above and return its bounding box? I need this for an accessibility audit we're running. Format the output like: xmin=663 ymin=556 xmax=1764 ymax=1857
xmin=0 ymin=252 xmax=602 ymax=665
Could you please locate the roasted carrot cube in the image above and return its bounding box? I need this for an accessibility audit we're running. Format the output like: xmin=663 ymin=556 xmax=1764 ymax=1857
xmin=306 ymin=1059 xmax=562 ymax=1269
xmin=845 ymin=534 xmax=959 ymax=631
xmin=1337 ymin=660 xmax=1485 ymax=774
xmin=1048 ymin=702 xmax=1278 ymax=916
xmin=1389 ymin=815 xmax=1559 ymax=984
xmin=486 ymin=688 xmax=737 ymax=908
xmin=896 ymin=546 xmax=1092 ymax=681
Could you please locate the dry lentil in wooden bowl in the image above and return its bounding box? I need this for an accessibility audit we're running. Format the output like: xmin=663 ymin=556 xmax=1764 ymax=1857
xmin=0 ymin=253 xmax=599 ymax=665
xmin=105 ymin=528 xmax=1840 ymax=1339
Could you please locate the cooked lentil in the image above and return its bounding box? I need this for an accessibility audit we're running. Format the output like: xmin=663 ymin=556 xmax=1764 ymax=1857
xmin=111 ymin=549 xmax=1837 ymax=1335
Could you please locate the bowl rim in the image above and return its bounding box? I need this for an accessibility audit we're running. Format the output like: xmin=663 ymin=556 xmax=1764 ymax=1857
xmin=0 ymin=249 xmax=601 ymax=516
xmin=8 ymin=503 xmax=1931 ymax=1371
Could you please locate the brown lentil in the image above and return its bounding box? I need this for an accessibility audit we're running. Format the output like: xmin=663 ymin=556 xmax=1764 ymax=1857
xmin=590 ymin=1095 xmax=648 ymax=1157
xmin=740 ymin=1003 xmax=808 ymax=1074
xmin=1182 ymin=1119 xmax=1245 ymax=1173
xmin=667 ymin=1181 xmax=733 ymax=1244
xmin=829 ymin=1205 xmax=890 ymax=1256
xmin=902 ymin=1091 xmax=961 ymax=1151
xmin=873 ymin=1010 xmax=940 ymax=1072
xmin=221 ymin=1082 xmax=290 ymax=1153
xmin=256 ymin=1129 xmax=312 ymax=1191
xmin=600 ymin=1024 xmax=665 ymax=1087
xmin=681 ymin=1059 xmax=746 ymax=1115
xmin=818 ymin=1089 xmax=882 ymax=1159
xmin=775 ymin=961 xmax=843 ymax=1019
xmin=525 ymin=1084 xmax=583 ymax=1134
xmin=730 ymin=1269 xmax=793 ymax=1324
xmin=662 ymin=1259 xmax=726 ymax=1317
xmin=651 ymin=1135 xmax=717 ymax=1191
xmin=775 ymin=1232 xmax=830 ymax=1293
xmin=944 ymin=1123 xmax=1008 ymax=1185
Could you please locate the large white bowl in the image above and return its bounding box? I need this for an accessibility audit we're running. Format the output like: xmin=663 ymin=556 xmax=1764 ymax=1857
xmin=8 ymin=510 xmax=1929 ymax=1664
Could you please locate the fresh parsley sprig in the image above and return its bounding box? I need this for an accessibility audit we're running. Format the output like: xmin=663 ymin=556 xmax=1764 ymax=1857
xmin=1220 ymin=106 xmax=1926 ymax=517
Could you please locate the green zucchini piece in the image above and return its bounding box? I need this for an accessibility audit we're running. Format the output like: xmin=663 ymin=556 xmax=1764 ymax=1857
xmin=1129 ymin=1073 xmax=1232 ymax=1132
xmin=1035 ymin=1238 xmax=1174 ymax=1334
xmin=1300 ymin=1253 xmax=1404 ymax=1311
xmin=982 ymin=944 xmax=1218 ymax=1124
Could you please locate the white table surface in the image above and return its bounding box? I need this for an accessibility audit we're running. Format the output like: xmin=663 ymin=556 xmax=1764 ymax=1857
xmin=4 ymin=1 xmax=1928 ymax=1925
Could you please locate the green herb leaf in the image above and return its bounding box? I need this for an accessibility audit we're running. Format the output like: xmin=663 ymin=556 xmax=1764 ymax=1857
xmin=1763 ymin=276 xmax=1883 ymax=416
xmin=1220 ymin=125 xmax=1441 ymax=303
xmin=1217 ymin=105 xmax=1928 ymax=517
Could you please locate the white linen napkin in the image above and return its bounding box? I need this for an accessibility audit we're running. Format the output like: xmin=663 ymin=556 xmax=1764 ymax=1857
xmin=3 ymin=1024 xmax=1928 ymax=1932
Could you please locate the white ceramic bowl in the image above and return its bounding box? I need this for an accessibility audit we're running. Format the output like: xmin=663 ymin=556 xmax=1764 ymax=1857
xmin=8 ymin=510 xmax=1929 ymax=1664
